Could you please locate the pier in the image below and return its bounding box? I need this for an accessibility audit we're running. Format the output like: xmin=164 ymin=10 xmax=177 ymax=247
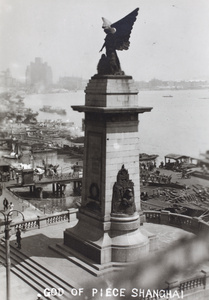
xmin=9 ymin=173 xmax=82 ymax=199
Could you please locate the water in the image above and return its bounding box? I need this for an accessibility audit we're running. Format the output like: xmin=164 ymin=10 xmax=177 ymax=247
xmin=24 ymin=89 xmax=209 ymax=163
xmin=2 ymin=88 xmax=209 ymax=213
xmin=24 ymin=91 xmax=85 ymax=127
xmin=138 ymin=89 xmax=209 ymax=162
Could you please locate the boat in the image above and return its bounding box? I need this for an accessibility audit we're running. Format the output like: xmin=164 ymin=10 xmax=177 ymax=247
xmin=56 ymin=144 xmax=72 ymax=154
xmin=191 ymin=170 xmax=209 ymax=181
xmin=189 ymin=152 xmax=209 ymax=180
xmin=139 ymin=153 xmax=158 ymax=162
xmin=162 ymin=153 xmax=197 ymax=171
xmin=2 ymin=152 xmax=21 ymax=159
xmin=2 ymin=142 xmax=22 ymax=159
xmin=31 ymin=143 xmax=56 ymax=153
xmin=39 ymin=105 xmax=66 ymax=115
xmin=57 ymin=144 xmax=84 ymax=157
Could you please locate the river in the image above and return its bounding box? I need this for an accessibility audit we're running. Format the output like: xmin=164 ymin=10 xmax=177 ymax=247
xmin=24 ymin=88 xmax=209 ymax=163
xmin=1 ymin=87 xmax=209 ymax=213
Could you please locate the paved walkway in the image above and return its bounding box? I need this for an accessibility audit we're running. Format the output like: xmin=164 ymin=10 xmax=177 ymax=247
xmin=0 ymin=175 xmax=209 ymax=300
xmin=0 ymin=217 xmax=197 ymax=300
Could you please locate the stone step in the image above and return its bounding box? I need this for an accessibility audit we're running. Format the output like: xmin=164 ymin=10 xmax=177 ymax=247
xmin=11 ymin=267 xmax=62 ymax=300
xmin=11 ymin=244 xmax=75 ymax=290
xmin=49 ymin=243 xmax=125 ymax=277
xmin=0 ymin=243 xmax=75 ymax=299
xmin=10 ymin=256 xmax=72 ymax=299
xmin=49 ymin=244 xmax=100 ymax=276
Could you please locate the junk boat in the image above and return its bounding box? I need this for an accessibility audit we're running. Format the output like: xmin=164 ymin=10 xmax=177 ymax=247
xmin=39 ymin=105 xmax=66 ymax=115
xmin=2 ymin=141 xmax=22 ymax=159
xmin=161 ymin=153 xmax=197 ymax=171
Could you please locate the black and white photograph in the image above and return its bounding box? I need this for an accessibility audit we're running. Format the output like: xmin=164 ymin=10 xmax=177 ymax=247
xmin=0 ymin=0 xmax=209 ymax=299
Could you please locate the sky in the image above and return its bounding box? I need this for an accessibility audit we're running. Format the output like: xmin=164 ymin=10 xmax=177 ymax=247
xmin=0 ymin=0 xmax=209 ymax=83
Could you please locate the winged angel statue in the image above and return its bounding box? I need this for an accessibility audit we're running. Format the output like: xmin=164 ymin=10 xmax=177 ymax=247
xmin=97 ymin=8 xmax=139 ymax=75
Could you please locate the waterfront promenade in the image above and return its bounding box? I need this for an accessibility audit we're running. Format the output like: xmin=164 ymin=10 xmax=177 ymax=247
xmin=0 ymin=173 xmax=209 ymax=300
xmin=0 ymin=214 xmax=196 ymax=300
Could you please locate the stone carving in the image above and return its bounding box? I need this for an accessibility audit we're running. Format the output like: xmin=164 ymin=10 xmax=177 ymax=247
xmin=89 ymin=182 xmax=100 ymax=201
xmin=112 ymin=165 xmax=136 ymax=215
xmin=97 ymin=8 xmax=139 ymax=75
xmin=85 ymin=182 xmax=101 ymax=212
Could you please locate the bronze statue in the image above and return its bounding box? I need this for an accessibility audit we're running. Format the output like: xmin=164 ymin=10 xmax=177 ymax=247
xmin=112 ymin=165 xmax=136 ymax=215
xmin=97 ymin=8 xmax=139 ymax=75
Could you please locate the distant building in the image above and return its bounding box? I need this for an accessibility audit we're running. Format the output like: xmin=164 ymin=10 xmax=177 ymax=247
xmin=135 ymin=79 xmax=209 ymax=90
xmin=57 ymin=76 xmax=83 ymax=91
xmin=0 ymin=69 xmax=17 ymax=88
xmin=25 ymin=57 xmax=53 ymax=93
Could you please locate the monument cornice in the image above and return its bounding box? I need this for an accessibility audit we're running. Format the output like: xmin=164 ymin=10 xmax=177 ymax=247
xmin=71 ymin=105 xmax=153 ymax=114
xmin=85 ymin=92 xmax=138 ymax=95
xmin=91 ymin=74 xmax=133 ymax=80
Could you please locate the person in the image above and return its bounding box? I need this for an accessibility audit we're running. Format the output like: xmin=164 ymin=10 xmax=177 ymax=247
xmin=3 ymin=197 xmax=9 ymax=211
xmin=181 ymin=169 xmax=186 ymax=178
xmin=16 ymin=228 xmax=21 ymax=249
xmin=16 ymin=173 xmax=19 ymax=184
xmin=202 ymin=164 xmax=207 ymax=174
xmin=160 ymin=161 xmax=164 ymax=168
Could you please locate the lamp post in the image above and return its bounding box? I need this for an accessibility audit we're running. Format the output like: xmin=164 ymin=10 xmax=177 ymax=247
xmin=0 ymin=210 xmax=25 ymax=300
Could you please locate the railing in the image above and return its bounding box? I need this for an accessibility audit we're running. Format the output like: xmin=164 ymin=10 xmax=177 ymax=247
xmin=144 ymin=210 xmax=209 ymax=235
xmin=0 ymin=208 xmax=78 ymax=233
xmin=179 ymin=276 xmax=206 ymax=292
xmin=33 ymin=172 xmax=82 ymax=184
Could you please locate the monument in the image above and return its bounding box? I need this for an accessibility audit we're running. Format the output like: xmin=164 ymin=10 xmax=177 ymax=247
xmin=64 ymin=8 xmax=153 ymax=273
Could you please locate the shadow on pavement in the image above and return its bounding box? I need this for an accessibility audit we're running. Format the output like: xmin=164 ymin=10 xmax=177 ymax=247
xmin=9 ymin=234 xmax=64 ymax=261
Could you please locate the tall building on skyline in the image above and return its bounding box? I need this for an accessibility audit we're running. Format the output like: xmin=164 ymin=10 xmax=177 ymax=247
xmin=0 ymin=68 xmax=17 ymax=88
xmin=25 ymin=57 xmax=53 ymax=92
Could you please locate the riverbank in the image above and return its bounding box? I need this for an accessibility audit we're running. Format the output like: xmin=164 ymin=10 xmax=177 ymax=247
xmin=141 ymin=168 xmax=209 ymax=220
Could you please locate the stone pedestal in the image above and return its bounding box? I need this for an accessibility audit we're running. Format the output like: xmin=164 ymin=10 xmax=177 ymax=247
xmin=64 ymin=75 xmax=153 ymax=271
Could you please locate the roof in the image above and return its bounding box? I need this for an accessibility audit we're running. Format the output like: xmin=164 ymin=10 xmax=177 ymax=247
xmin=165 ymin=153 xmax=190 ymax=160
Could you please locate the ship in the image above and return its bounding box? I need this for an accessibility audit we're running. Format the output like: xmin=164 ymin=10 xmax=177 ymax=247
xmin=163 ymin=95 xmax=173 ymax=98
xmin=39 ymin=105 xmax=66 ymax=115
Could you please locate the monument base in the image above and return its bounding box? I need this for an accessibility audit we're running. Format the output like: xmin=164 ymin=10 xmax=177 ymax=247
xmin=63 ymin=212 xmax=150 ymax=273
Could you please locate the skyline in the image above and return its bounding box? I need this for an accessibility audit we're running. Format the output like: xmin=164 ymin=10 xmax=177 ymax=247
xmin=0 ymin=0 xmax=209 ymax=82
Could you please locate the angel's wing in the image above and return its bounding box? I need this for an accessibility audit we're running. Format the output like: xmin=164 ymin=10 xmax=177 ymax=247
xmin=110 ymin=8 xmax=139 ymax=51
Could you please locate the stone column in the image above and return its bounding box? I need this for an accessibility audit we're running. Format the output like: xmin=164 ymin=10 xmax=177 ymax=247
xmin=64 ymin=75 xmax=153 ymax=270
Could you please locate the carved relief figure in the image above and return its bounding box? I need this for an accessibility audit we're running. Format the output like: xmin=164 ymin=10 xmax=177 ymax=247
xmin=112 ymin=165 xmax=136 ymax=215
